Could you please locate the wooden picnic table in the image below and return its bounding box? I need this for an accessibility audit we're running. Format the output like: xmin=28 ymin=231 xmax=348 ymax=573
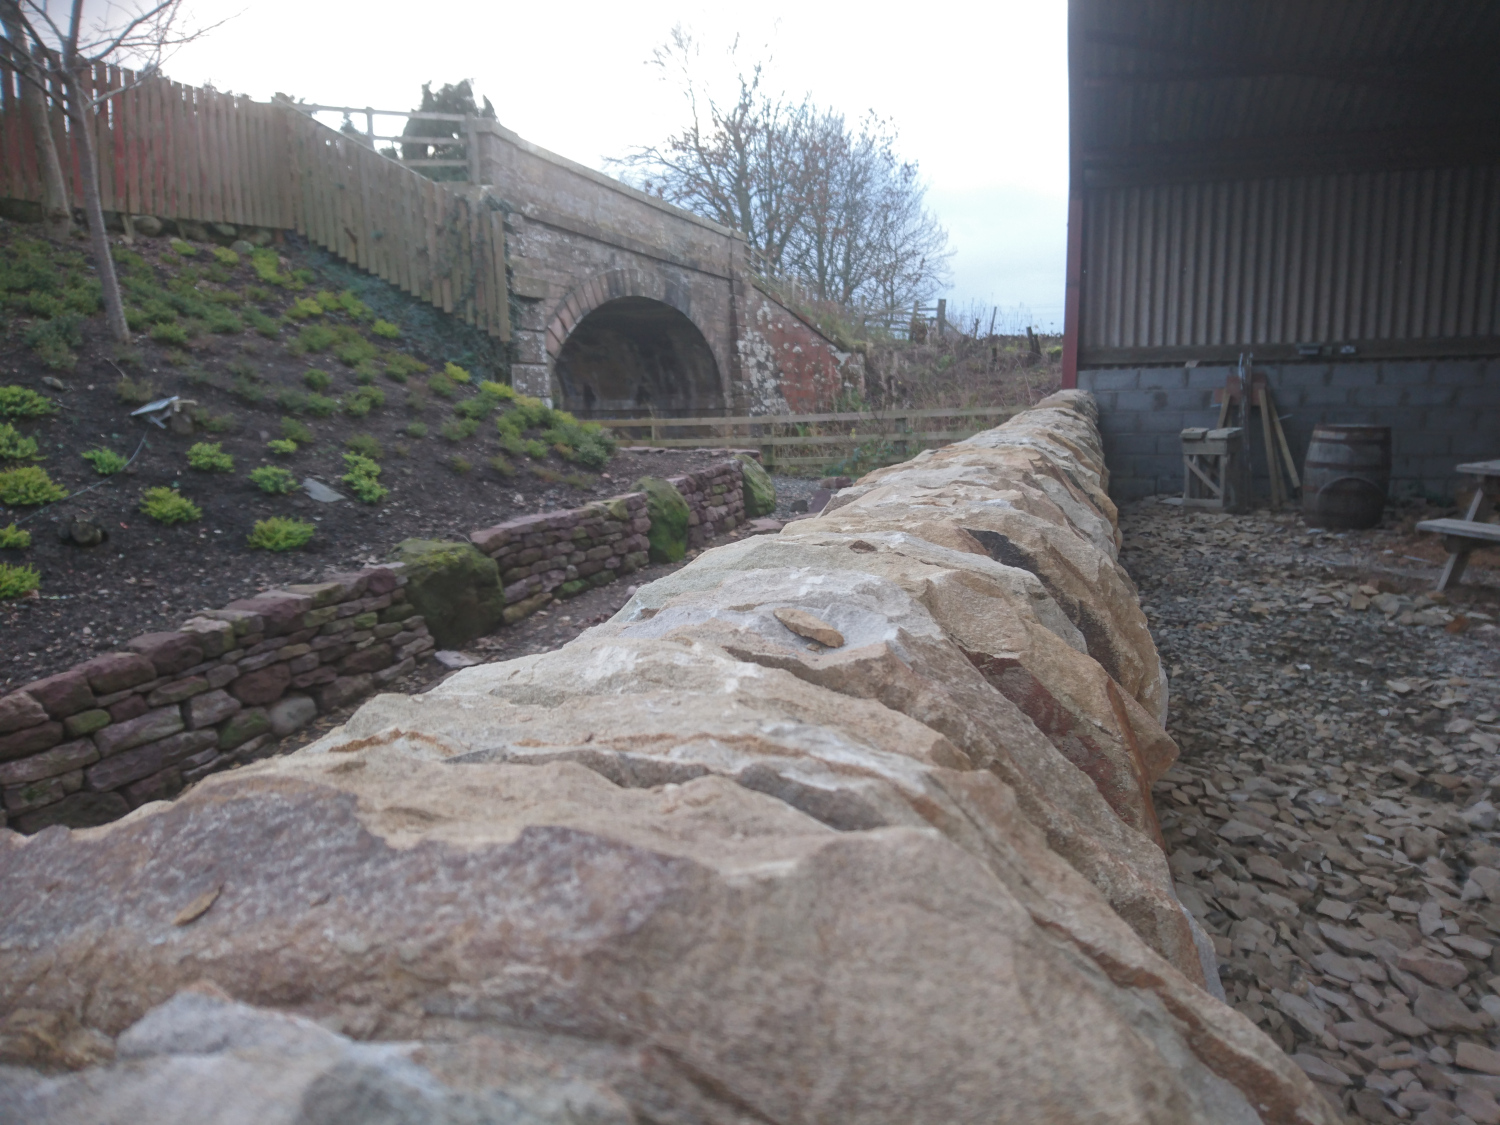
xmin=1416 ymin=459 xmax=1500 ymax=590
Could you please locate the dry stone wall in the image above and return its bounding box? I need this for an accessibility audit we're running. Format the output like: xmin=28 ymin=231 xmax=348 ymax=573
xmin=666 ymin=459 xmax=745 ymax=549
xmin=0 ymin=404 xmax=1338 ymax=1124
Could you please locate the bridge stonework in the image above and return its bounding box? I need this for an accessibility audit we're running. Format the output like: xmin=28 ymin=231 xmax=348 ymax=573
xmin=476 ymin=123 xmax=861 ymax=417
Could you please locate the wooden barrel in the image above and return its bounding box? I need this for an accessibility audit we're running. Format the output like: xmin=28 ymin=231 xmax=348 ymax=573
xmin=1302 ymin=424 xmax=1391 ymax=530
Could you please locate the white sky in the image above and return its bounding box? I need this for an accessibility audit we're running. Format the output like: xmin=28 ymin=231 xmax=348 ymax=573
xmin=161 ymin=0 xmax=1069 ymax=328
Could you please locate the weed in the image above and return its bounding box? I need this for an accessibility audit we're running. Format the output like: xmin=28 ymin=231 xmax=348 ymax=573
xmin=0 ymin=562 xmax=39 ymax=598
xmin=315 ymin=290 xmax=342 ymax=313
xmin=441 ymin=417 xmax=479 ymax=443
xmin=61 ymin=282 xmax=100 ymax=315
xmin=285 ymin=296 xmax=324 ymax=320
xmin=139 ymin=487 xmax=201 ymax=524
xmin=24 ymin=314 xmax=83 ymax=368
xmin=212 ymin=246 xmax=240 ymax=266
xmin=543 ymin=416 xmax=616 ymax=470
xmin=443 ymin=361 xmax=472 ymax=384
xmin=453 ymin=394 xmax=498 ymax=421
xmin=244 ymin=308 xmax=280 ymax=337
xmin=150 ymin=322 xmax=189 ymax=346
xmin=406 ymin=390 xmax=428 ymax=414
xmin=245 ymin=285 xmax=272 ymax=303
xmin=0 ymin=424 xmax=40 ymax=461
xmin=496 ymin=428 xmax=526 ymax=457
xmin=267 ymin=438 xmax=298 ymax=456
xmin=232 ymin=376 xmax=266 ymax=405
xmin=114 ymin=346 xmax=145 ymax=368
xmin=115 ymin=376 xmax=157 ymax=406
xmin=226 ymin=359 xmax=256 ymax=381
xmin=180 ymin=317 xmax=209 ymax=339
xmin=164 ymin=349 xmax=192 ymax=367
xmin=278 ymin=394 xmax=312 ymax=422
xmin=0 ymin=522 xmax=31 ymax=549
xmin=427 ymin=371 xmax=457 ymax=399
xmin=449 ymin=455 xmax=472 ymax=474
xmin=248 ymin=516 xmax=314 ymax=551
xmin=196 ymin=411 xmax=237 ymax=433
xmin=372 ymin=319 xmax=401 ymax=339
xmin=488 ymin=454 xmax=514 ymax=477
xmin=203 ymin=264 xmax=232 ymax=285
xmin=0 ymin=466 xmax=68 ymax=505
xmin=183 ymin=364 xmax=214 ymax=386
xmin=353 ymin=363 xmax=379 ymax=386
xmin=335 ymin=334 xmax=378 ymax=367
xmin=187 ymin=441 xmax=235 ymax=472
xmin=405 ymin=421 xmax=428 ymax=439
xmin=303 ymin=368 xmax=333 ymax=391
xmin=169 ymin=238 xmax=198 ymax=256
xmin=249 ymin=466 xmax=297 ymax=495
xmin=280 ymin=417 xmax=315 ymax=444
xmin=345 ymin=433 xmax=383 ymax=460
xmin=291 ymin=325 xmax=338 ymax=353
xmin=291 ymin=268 xmax=316 ymax=286
xmin=341 ymin=453 xmax=387 ymax=503
xmin=205 ymin=308 xmax=243 ymax=334
xmin=81 ymin=448 xmax=128 ymax=475
xmin=207 ymin=288 xmax=243 ymax=305
xmin=337 ymin=290 xmax=372 ymax=320
xmin=342 ymin=387 xmax=385 ymax=418
xmin=385 ymin=353 xmax=428 ymax=381
xmin=532 ymin=466 xmax=564 ymax=483
xmin=393 ymin=443 xmax=410 ymax=458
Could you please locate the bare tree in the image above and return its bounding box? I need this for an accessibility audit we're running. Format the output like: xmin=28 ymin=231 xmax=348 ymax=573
xmin=0 ymin=1 xmax=227 ymax=343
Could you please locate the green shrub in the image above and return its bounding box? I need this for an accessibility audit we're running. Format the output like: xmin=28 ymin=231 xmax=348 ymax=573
xmin=427 ymin=371 xmax=457 ymax=399
xmin=443 ymin=362 xmax=472 ymax=384
xmin=488 ymin=454 xmax=514 ymax=477
xmin=267 ymin=437 xmax=298 ymax=456
xmin=441 ymin=417 xmax=480 ymax=443
xmin=0 ymin=562 xmax=39 ymax=598
xmin=23 ymin=313 xmax=84 ymax=368
xmin=244 ymin=308 xmax=280 ymax=337
xmin=205 ymin=308 xmax=243 ymax=334
xmin=249 ymin=248 xmax=291 ymax=287
xmin=280 ymin=417 xmax=314 ymax=444
xmin=405 ymin=421 xmax=428 ymax=439
xmin=449 ymin=455 xmax=472 ymax=474
xmin=345 ymin=433 xmax=383 ymax=460
xmin=543 ymin=416 xmax=617 ymax=470
xmin=139 ymin=487 xmax=201 ymax=524
xmin=197 ymin=411 xmax=237 ymax=433
xmin=245 ymin=285 xmax=271 ymax=303
xmin=247 ymin=516 xmax=314 ymax=551
xmin=405 ymin=390 xmax=428 ymax=414
xmin=81 ymin=447 xmax=128 ymax=475
xmin=150 ymin=322 xmax=189 ymax=346
xmin=285 ymin=296 xmax=324 ymax=320
xmin=0 ymin=522 xmax=31 ymax=549
xmin=371 ymin=319 xmax=401 ymax=339
xmin=231 ymin=375 xmax=266 ymax=404
xmin=341 ymin=452 xmax=387 ymax=503
xmin=337 ymin=290 xmax=372 ymax=320
xmin=304 ymin=393 xmax=337 ymax=417
xmin=169 ymin=238 xmax=198 ymax=256
xmin=275 ymin=388 xmax=308 ymax=414
xmin=453 ymin=394 xmax=498 ymax=421
xmin=291 ymin=268 xmax=316 ymax=286
xmin=249 ymin=465 xmax=297 ymax=494
xmin=335 ymin=334 xmax=378 ymax=367
xmin=353 ymin=359 xmax=380 ymax=384
xmin=342 ymin=387 xmax=385 ymax=418
xmin=315 ymin=290 xmax=342 ymax=313
xmin=187 ymin=442 xmax=234 ymax=472
xmin=291 ymin=325 xmax=338 ymax=353
xmin=61 ymin=282 xmax=100 ymax=315
xmin=0 ymin=466 xmax=68 ymax=506
xmin=207 ymin=287 xmax=243 ymax=305
xmin=303 ymin=368 xmax=333 ymax=391
xmin=385 ymin=353 xmax=428 ymax=381
xmin=478 ymin=380 xmax=516 ymax=401
xmin=0 ymin=424 xmax=40 ymax=461
xmin=522 ymin=439 xmax=548 ymax=460
xmin=212 ymin=246 xmax=240 ymax=266
xmin=115 ymin=375 xmax=157 ymax=405
xmin=496 ymin=427 xmax=525 ymax=457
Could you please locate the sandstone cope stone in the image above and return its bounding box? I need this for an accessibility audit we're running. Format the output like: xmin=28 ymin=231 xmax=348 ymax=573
xmin=21 ymin=670 xmax=95 ymax=718
xmin=230 ymin=663 xmax=291 ymax=706
xmin=93 ymin=707 xmax=184 ymax=758
xmin=125 ymin=632 xmax=205 ymax=677
xmin=77 ymin=651 xmax=156 ymax=694
xmin=0 ymin=690 xmax=47 ymax=734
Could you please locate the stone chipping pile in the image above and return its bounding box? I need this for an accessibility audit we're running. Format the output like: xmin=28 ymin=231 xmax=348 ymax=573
xmin=1126 ymin=501 xmax=1500 ymax=1124
xmin=0 ymin=393 xmax=1340 ymax=1124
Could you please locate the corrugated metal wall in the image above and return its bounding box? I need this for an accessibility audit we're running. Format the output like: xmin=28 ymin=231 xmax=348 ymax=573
xmin=1081 ymin=165 xmax=1500 ymax=353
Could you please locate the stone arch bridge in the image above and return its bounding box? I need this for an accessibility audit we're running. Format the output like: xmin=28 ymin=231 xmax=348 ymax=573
xmin=473 ymin=122 xmax=859 ymax=417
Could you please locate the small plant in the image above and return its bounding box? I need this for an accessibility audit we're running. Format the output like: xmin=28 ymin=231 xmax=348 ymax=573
xmin=0 ymin=466 xmax=68 ymax=506
xmin=226 ymin=358 xmax=257 ymax=381
xmin=150 ymin=322 xmax=189 ymax=346
xmin=165 ymin=349 xmax=193 ymax=368
xmin=488 ymin=454 xmax=514 ymax=477
xmin=267 ymin=437 xmax=298 ymax=456
xmin=285 ymin=296 xmax=324 ymax=320
xmin=197 ymin=411 xmax=237 ymax=433
xmin=205 ymin=308 xmax=243 ymax=334
xmin=249 ymin=248 xmax=291 ymax=287
xmin=523 ymin=439 xmax=549 ymax=460
xmin=449 ymin=455 xmax=472 ymax=474
xmin=169 ymin=238 xmax=198 ymax=256
xmin=115 ymin=375 xmax=157 ymax=405
xmin=443 ymin=362 xmax=472 ymax=384
xmin=372 ymin=318 xmax=401 ymax=339
xmin=245 ymin=285 xmax=272 ymax=303
xmin=496 ymin=427 xmax=526 ymax=457
xmin=441 ymin=417 xmax=480 ymax=443
xmin=139 ymin=487 xmax=201 ymax=524
xmin=478 ymin=380 xmax=516 ymax=401
xmin=453 ymin=394 xmax=498 ymax=421
xmin=393 ymin=442 xmax=411 ymax=458
xmin=406 ymin=390 xmax=428 ymax=413
xmin=212 ymin=246 xmax=240 ymax=266
xmin=427 ymin=371 xmax=457 ymax=399
xmin=0 ymin=387 xmax=57 ymax=419
xmin=353 ymin=359 xmax=380 ymax=384
xmin=335 ymin=334 xmax=378 ymax=367
xmin=315 ymin=290 xmax=342 ymax=313
xmin=280 ymin=417 xmax=315 ymax=444
xmin=303 ymin=368 xmax=333 ymax=391
xmin=291 ymin=268 xmax=316 ymax=286
xmin=0 ymin=562 xmax=39 ymax=598
xmin=342 ymin=387 xmax=385 ymax=418
xmin=244 ymin=308 xmax=280 ymax=337
xmin=231 ymin=376 xmax=267 ymax=404
xmin=0 ymin=424 xmax=39 ymax=461
xmin=247 ymin=516 xmax=314 ymax=551
xmin=345 ymin=433 xmax=383 ymax=460
xmin=405 ymin=420 xmax=428 ymax=439
xmin=337 ymin=290 xmax=371 ymax=320
xmin=0 ymin=522 xmax=31 ymax=549
xmin=207 ymin=288 xmax=243 ymax=305
xmin=23 ymin=314 xmax=83 ymax=369
xmin=81 ymin=447 xmax=128 ymax=475
xmin=249 ymin=465 xmax=297 ymax=494
xmin=114 ymin=346 xmax=145 ymax=368
xmin=291 ymin=325 xmax=338 ymax=353
xmin=341 ymin=452 xmax=387 ymax=503
xmin=385 ymin=353 xmax=428 ymax=381
xmin=187 ymin=442 xmax=235 ymax=472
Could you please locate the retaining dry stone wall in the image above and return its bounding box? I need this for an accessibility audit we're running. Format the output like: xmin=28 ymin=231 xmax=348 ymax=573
xmin=666 ymin=459 xmax=746 ymax=548
xmin=0 ymin=397 xmax=1337 ymax=1124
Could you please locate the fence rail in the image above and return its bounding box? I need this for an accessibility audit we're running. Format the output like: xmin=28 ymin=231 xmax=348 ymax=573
xmin=0 ymin=65 xmax=509 ymax=339
xmin=596 ymin=406 xmax=1015 ymax=471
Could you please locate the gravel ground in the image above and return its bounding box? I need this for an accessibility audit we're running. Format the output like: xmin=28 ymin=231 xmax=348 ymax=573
xmin=769 ymin=473 xmax=825 ymax=519
xmin=1122 ymin=498 xmax=1500 ymax=1123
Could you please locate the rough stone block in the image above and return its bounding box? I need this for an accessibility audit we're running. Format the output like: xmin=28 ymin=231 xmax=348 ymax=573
xmin=11 ymin=790 xmax=127 ymax=833
xmin=338 ymin=645 xmax=393 ymax=676
xmin=122 ymin=767 xmax=184 ymax=807
xmin=147 ymin=677 xmax=210 ymax=707
xmin=126 ymin=632 xmax=205 ymax=677
xmin=372 ymin=657 xmax=415 ymax=686
xmin=231 ymin=664 xmax=292 ymax=707
xmin=186 ymin=690 xmax=242 ymax=731
xmin=223 ymin=593 xmax=314 ymax=637
xmin=4 ymin=774 xmax=69 ymax=814
xmin=316 ymin=674 xmax=373 ymax=712
xmin=0 ymin=721 xmax=64 ymax=763
xmin=22 ymin=670 xmax=96 ymax=719
xmin=218 ymin=708 xmax=271 ymax=750
xmin=284 ymin=581 xmax=350 ymax=608
xmin=201 ymin=608 xmax=263 ymax=636
xmin=286 ymin=652 xmax=320 ymax=674
xmin=206 ymin=664 xmax=240 ymax=690
xmin=94 ymin=707 xmax=185 ymax=758
xmin=63 ymin=709 xmax=111 ymax=739
xmin=356 ymin=566 xmax=402 ymax=595
xmin=108 ymin=695 xmax=149 ymax=724
xmin=267 ymin=694 xmax=317 ymax=737
xmin=87 ymin=730 xmax=216 ymax=792
xmin=277 ymin=644 xmax=312 ymax=661
xmin=176 ymin=618 xmax=236 ymax=659
xmin=301 ymin=606 xmax=338 ymax=629
xmin=290 ymin=666 xmax=337 ymax=690
xmin=77 ymin=652 xmax=156 ymax=695
xmin=0 ymin=691 xmax=47 ymax=735
xmin=237 ymin=650 xmax=283 ymax=673
xmin=0 ymin=740 xmax=99 ymax=786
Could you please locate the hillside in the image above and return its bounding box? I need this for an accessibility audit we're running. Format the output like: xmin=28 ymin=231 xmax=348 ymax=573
xmin=0 ymin=221 xmax=731 ymax=688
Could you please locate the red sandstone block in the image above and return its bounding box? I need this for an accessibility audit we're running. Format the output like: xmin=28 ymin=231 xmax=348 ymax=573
xmin=291 ymin=666 xmax=337 ymax=689
xmin=0 ymin=691 xmax=47 ymax=734
xmin=94 ymin=706 xmax=184 ymax=758
xmin=0 ymin=721 xmax=64 ymax=763
xmin=231 ymin=663 xmax=292 ymax=706
xmin=122 ymin=766 xmax=184 ymax=808
xmin=125 ymin=632 xmax=204 ymax=677
xmin=223 ymin=592 xmax=314 ymax=636
xmin=339 ymin=645 xmax=394 ymax=675
xmin=185 ymin=689 xmax=242 ymax=731
xmin=0 ymin=739 xmax=98 ymax=786
xmin=109 ymin=695 xmax=149 ymax=724
xmin=86 ymin=729 xmax=216 ymax=791
xmin=22 ymin=670 xmax=95 ymax=719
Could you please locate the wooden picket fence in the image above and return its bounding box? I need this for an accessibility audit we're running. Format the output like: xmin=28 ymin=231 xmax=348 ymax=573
xmin=0 ymin=63 xmax=509 ymax=339
xmin=597 ymin=406 xmax=1017 ymax=470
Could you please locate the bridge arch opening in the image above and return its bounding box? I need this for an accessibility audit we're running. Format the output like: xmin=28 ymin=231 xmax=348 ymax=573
xmin=553 ymin=297 xmax=722 ymax=418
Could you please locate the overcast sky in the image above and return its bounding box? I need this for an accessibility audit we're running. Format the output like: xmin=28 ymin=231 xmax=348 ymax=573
xmin=161 ymin=0 xmax=1069 ymax=328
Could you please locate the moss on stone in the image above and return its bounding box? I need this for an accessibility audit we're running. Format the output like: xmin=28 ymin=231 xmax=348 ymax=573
xmin=736 ymin=454 xmax=777 ymax=517
xmin=631 ymin=476 xmax=690 ymax=563
xmin=389 ymin=539 xmax=506 ymax=648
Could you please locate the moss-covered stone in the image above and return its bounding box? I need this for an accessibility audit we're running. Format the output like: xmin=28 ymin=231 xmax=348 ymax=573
xmin=736 ymin=454 xmax=776 ymax=517
xmin=631 ymin=476 xmax=690 ymax=563
xmin=388 ymin=539 xmax=506 ymax=648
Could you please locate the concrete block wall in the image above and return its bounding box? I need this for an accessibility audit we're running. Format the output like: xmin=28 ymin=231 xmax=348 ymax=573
xmin=1079 ymin=358 xmax=1500 ymax=502
xmin=0 ymin=567 xmax=434 ymax=833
